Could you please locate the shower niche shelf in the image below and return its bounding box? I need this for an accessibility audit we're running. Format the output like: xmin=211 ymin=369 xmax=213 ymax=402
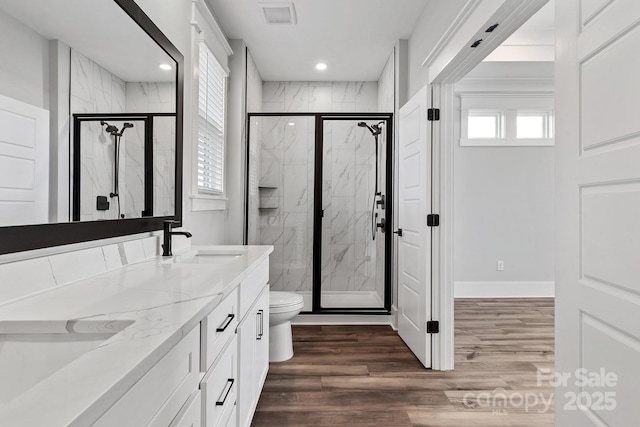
xmin=258 ymin=186 xmax=278 ymax=211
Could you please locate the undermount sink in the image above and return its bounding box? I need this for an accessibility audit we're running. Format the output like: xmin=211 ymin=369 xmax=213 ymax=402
xmin=168 ymin=250 xmax=244 ymax=265
xmin=0 ymin=319 xmax=134 ymax=403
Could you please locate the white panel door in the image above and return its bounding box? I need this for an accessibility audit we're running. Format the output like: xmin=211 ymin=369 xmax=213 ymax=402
xmin=556 ymin=0 xmax=640 ymax=425
xmin=397 ymin=85 xmax=432 ymax=368
xmin=0 ymin=94 xmax=49 ymax=226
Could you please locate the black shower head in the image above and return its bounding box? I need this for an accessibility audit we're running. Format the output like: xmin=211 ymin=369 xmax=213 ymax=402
xmin=101 ymin=121 xmax=119 ymax=134
xmin=358 ymin=121 xmax=382 ymax=136
xmin=101 ymin=121 xmax=134 ymax=136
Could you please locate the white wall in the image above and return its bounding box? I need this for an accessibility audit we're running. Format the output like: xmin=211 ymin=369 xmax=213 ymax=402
xmin=407 ymin=0 xmax=470 ymax=98
xmin=453 ymin=63 xmax=555 ymax=297
xmin=225 ymin=39 xmax=248 ymax=245
xmin=0 ymin=9 xmax=49 ymax=109
xmin=136 ymin=0 xmax=231 ymax=245
xmin=225 ymin=41 xmax=264 ymax=245
xmin=378 ymin=52 xmax=395 ymax=113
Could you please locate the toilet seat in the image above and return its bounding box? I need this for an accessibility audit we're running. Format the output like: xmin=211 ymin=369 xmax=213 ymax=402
xmin=269 ymin=291 xmax=304 ymax=313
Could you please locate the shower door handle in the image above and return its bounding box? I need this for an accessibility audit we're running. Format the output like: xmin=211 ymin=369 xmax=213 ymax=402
xmin=393 ymin=228 xmax=403 ymax=237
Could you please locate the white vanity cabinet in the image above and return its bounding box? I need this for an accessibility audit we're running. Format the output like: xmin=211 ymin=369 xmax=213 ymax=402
xmin=169 ymin=391 xmax=202 ymax=427
xmin=89 ymin=253 xmax=270 ymax=427
xmin=94 ymin=325 xmax=201 ymax=427
xmin=236 ymin=266 xmax=270 ymax=427
xmin=199 ymin=284 xmax=239 ymax=427
xmin=200 ymin=257 xmax=270 ymax=427
xmin=200 ymin=336 xmax=238 ymax=427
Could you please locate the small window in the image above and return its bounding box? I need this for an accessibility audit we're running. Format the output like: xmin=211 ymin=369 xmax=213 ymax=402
xmin=197 ymin=42 xmax=226 ymax=194
xmin=459 ymin=93 xmax=554 ymax=147
xmin=517 ymin=111 xmax=553 ymax=139
xmin=468 ymin=110 xmax=504 ymax=139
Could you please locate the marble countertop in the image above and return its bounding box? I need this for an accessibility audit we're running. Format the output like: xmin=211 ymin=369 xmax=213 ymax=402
xmin=0 ymin=245 xmax=273 ymax=426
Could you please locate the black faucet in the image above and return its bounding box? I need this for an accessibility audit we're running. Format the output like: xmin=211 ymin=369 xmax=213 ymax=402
xmin=162 ymin=220 xmax=192 ymax=256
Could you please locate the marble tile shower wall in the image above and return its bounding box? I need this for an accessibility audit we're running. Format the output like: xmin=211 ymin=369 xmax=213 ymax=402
xmin=263 ymin=81 xmax=378 ymax=113
xmin=71 ymin=50 xmax=127 ymax=221
xmin=322 ymin=122 xmax=378 ymax=293
xmin=260 ymin=81 xmax=379 ymax=294
xmin=257 ymin=115 xmax=314 ymax=292
xmin=126 ymin=82 xmax=176 ymax=217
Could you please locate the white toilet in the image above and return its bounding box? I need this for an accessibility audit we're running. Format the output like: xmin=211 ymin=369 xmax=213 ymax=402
xmin=268 ymin=291 xmax=304 ymax=362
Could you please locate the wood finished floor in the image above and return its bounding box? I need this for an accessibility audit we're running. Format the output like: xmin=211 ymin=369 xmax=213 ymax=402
xmin=252 ymin=298 xmax=554 ymax=427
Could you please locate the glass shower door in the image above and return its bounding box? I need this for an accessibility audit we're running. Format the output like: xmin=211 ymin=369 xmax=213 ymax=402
xmin=319 ymin=118 xmax=386 ymax=309
xmin=247 ymin=115 xmax=315 ymax=311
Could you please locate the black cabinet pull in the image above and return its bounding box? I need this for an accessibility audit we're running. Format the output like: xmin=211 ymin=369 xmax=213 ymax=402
xmin=216 ymin=313 xmax=235 ymax=332
xmin=215 ymin=378 xmax=234 ymax=406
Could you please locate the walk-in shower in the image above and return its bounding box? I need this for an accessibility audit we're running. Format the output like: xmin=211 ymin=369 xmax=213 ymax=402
xmin=246 ymin=113 xmax=392 ymax=314
xmin=72 ymin=113 xmax=177 ymax=221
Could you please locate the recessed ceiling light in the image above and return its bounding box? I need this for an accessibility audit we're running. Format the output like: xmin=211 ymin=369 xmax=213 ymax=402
xmin=288 ymin=122 xmax=295 ymax=126
xmin=159 ymin=63 xmax=172 ymax=71
xmin=315 ymin=63 xmax=327 ymax=71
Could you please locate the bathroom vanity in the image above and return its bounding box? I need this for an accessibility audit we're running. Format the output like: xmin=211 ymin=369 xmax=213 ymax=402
xmin=0 ymin=245 xmax=272 ymax=427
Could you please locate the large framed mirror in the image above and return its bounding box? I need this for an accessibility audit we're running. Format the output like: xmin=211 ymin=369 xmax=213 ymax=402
xmin=0 ymin=0 xmax=184 ymax=255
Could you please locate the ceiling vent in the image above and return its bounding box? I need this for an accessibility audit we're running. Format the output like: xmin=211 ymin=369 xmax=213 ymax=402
xmin=260 ymin=2 xmax=297 ymax=25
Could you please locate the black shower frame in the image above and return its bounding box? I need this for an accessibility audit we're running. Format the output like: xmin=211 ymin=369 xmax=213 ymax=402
xmin=72 ymin=113 xmax=175 ymax=221
xmin=245 ymin=112 xmax=393 ymax=315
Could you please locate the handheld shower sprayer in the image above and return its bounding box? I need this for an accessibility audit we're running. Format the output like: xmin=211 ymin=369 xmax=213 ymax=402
xmin=358 ymin=120 xmax=387 ymax=239
xmin=100 ymin=120 xmax=135 ymax=219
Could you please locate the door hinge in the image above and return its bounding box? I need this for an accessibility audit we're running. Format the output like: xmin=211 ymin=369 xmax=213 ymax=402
xmin=427 ymin=108 xmax=440 ymax=121
xmin=427 ymin=320 xmax=439 ymax=334
xmin=427 ymin=214 xmax=439 ymax=227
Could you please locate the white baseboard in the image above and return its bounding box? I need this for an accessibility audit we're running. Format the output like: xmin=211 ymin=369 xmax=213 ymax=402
xmin=390 ymin=304 xmax=398 ymax=331
xmin=454 ymin=281 xmax=555 ymax=298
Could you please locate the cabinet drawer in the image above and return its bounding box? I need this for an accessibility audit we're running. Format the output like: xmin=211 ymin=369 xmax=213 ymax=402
xmin=238 ymin=259 xmax=268 ymax=319
xmin=201 ymin=287 xmax=238 ymax=371
xmin=169 ymin=390 xmax=202 ymax=427
xmin=201 ymin=336 xmax=237 ymax=427
xmin=95 ymin=325 xmax=200 ymax=427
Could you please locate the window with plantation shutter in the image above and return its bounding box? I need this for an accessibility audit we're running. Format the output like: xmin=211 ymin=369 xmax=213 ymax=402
xmin=197 ymin=42 xmax=226 ymax=194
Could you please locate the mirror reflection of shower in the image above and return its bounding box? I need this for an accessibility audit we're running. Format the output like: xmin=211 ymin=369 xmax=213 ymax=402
xmin=358 ymin=121 xmax=386 ymax=240
xmin=101 ymin=121 xmax=134 ymax=219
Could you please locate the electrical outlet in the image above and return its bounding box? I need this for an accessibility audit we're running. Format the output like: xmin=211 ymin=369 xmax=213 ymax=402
xmin=497 ymin=260 xmax=504 ymax=271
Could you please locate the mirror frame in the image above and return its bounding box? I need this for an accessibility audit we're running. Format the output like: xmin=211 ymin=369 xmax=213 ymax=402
xmin=0 ymin=0 xmax=184 ymax=256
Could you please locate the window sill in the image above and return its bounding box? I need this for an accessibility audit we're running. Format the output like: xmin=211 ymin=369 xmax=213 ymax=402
xmin=190 ymin=194 xmax=228 ymax=212
xmin=460 ymin=138 xmax=554 ymax=147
